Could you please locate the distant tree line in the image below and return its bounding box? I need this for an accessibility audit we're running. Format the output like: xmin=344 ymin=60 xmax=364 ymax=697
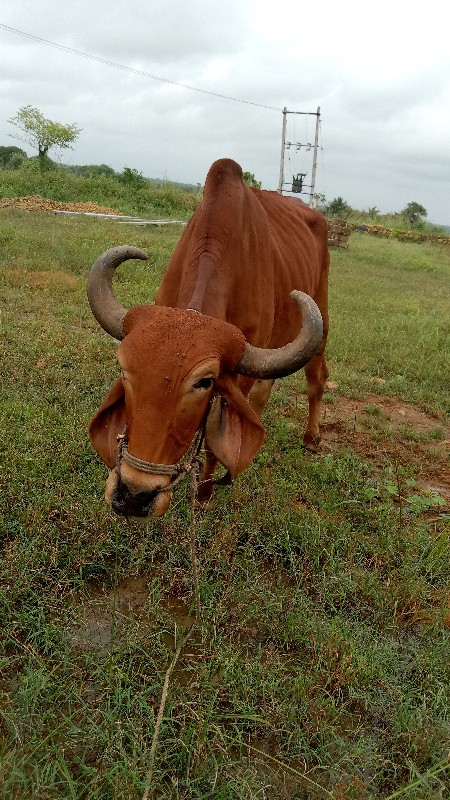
xmin=323 ymin=196 xmax=429 ymax=229
xmin=0 ymin=146 xmax=204 ymax=195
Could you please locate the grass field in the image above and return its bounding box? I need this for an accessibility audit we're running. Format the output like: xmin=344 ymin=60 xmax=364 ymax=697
xmin=0 ymin=209 xmax=449 ymax=799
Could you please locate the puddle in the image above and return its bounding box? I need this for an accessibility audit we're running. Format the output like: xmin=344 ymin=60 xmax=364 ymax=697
xmin=67 ymin=574 xmax=203 ymax=684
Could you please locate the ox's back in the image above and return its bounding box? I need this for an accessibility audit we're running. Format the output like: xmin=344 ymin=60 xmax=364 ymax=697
xmin=156 ymin=160 xmax=275 ymax=345
xmin=156 ymin=158 xmax=328 ymax=349
xmin=252 ymin=191 xmax=328 ymax=293
xmin=250 ymin=190 xmax=329 ymax=347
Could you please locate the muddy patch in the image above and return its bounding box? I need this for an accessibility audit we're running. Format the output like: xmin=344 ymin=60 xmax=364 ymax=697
xmin=67 ymin=574 xmax=205 ymax=685
xmin=67 ymin=575 xmax=150 ymax=655
xmin=68 ymin=575 xmax=193 ymax=654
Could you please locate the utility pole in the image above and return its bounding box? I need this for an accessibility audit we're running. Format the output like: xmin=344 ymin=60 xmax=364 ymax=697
xmin=309 ymin=106 xmax=320 ymax=207
xmin=277 ymin=107 xmax=287 ymax=193
xmin=278 ymin=106 xmax=321 ymax=205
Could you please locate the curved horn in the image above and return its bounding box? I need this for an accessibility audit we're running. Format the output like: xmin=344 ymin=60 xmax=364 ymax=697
xmin=235 ymin=291 xmax=323 ymax=379
xmin=87 ymin=246 xmax=148 ymax=340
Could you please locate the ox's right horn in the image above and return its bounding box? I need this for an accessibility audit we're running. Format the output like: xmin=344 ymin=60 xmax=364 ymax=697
xmin=235 ymin=291 xmax=323 ymax=379
xmin=87 ymin=246 xmax=148 ymax=340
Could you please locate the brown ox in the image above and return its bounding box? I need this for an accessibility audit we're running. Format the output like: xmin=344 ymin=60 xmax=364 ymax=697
xmin=88 ymin=158 xmax=329 ymax=518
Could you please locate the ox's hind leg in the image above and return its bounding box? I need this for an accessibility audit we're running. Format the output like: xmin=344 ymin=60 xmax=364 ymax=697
xmin=249 ymin=362 xmax=329 ymax=453
xmin=303 ymin=259 xmax=329 ymax=452
xmin=303 ymin=351 xmax=328 ymax=452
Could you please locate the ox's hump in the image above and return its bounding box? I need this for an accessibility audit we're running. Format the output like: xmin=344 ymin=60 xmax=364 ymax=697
xmin=206 ymin=158 xmax=244 ymax=185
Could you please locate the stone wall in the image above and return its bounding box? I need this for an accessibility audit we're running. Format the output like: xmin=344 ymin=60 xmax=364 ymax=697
xmin=328 ymin=219 xmax=351 ymax=249
xmin=349 ymin=223 xmax=450 ymax=246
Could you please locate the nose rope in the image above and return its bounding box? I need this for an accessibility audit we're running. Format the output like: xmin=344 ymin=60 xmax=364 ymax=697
xmin=116 ymin=425 xmax=205 ymax=494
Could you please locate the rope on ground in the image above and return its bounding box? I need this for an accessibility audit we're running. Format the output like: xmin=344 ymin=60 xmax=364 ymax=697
xmin=141 ymin=467 xmax=201 ymax=798
xmin=141 ymin=620 xmax=195 ymax=800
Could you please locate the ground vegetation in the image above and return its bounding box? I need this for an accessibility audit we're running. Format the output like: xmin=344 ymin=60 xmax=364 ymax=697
xmin=0 ymin=174 xmax=449 ymax=799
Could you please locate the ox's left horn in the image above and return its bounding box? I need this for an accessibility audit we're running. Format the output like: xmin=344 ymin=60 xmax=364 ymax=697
xmin=235 ymin=291 xmax=323 ymax=379
xmin=87 ymin=246 xmax=148 ymax=340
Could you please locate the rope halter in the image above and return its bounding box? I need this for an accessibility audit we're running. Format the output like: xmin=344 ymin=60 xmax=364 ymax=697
xmin=115 ymin=413 xmax=210 ymax=501
xmin=116 ymin=426 xmax=205 ymax=496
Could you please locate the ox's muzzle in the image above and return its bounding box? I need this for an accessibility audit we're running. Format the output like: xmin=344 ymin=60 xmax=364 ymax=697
xmin=105 ymin=468 xmax=173 ymax=519
xmin=105 ymin=425 xmax=206 ymax=519
xmin=111 ymin=476 xmax=169 ymax=518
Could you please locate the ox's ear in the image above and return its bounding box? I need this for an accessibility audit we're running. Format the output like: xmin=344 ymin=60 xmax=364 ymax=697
xmin=89 ymin=377 xmax=126 ymax=469
xmin=205 ymin=375 xmax=266 ymax=479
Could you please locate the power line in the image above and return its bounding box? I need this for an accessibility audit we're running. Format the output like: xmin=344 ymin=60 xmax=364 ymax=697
xmin=0 ymin=23 xmax=280 ymax=112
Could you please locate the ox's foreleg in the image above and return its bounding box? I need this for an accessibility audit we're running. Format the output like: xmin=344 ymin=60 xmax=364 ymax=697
xmin=197 ymin=379 xmax=273 ymax=505
xmin=196 ymin=448 xmax=218 ymax=504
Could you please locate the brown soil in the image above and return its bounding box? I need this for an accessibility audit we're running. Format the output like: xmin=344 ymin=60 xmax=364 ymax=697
xmin=320 ymin=388 xmax=450 ymax=504
xmin=0 ymin=195 xmax=121 ymax=215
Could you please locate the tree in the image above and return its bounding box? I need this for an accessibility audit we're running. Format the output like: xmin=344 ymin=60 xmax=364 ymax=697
xmin=8 ymin=105 xmax=81 ymax=165
xmin=368 ymin=206 xmax=379 ymax=219
xmin=327 ymin=196 xmax=351 ymax=219
xmin=0 ymin=145 xmax=27 ymax=169
xmin=119 ymin=166 xmax=146 ymax=186
xmin=313 ymin=192 xmax=326 ymax=205
xmin=402 ymin=201 xmax=427 ymax=227
xmin=243 ymin=171 xmax=261 ymax=189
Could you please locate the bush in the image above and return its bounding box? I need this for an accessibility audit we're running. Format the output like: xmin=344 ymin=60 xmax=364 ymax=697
xmin=0 ymin=145 xmax=28 ymax=170
xmin=0 ymin=163 xmax=202 ymax=218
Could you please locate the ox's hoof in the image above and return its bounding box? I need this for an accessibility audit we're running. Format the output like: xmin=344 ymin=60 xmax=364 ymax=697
xmin=302 ymin=432 xmax=321 ymax=453
xmin=196 ymin=479 xmax=215 ymax=506
xmin=214 ymin=470 xmax=232 ymax=487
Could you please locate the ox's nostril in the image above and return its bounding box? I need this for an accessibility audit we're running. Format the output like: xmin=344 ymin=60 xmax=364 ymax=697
xmin=112 ymin=479 xmax=158 ymax=517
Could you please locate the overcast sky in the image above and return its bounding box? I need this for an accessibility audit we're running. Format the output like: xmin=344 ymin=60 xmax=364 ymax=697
xmin=1 ymin=1 xmax=449 ymax=224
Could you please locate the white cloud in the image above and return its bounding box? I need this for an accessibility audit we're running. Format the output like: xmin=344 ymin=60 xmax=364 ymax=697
xmin=1 ymin=0 xmax=450 ymax=222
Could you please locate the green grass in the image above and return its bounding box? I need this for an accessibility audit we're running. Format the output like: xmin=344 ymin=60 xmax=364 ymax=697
xmin=329 ymin=236 xmax=450 ymax=415
xmin=0 ymin=211 xmax=449 ymax=799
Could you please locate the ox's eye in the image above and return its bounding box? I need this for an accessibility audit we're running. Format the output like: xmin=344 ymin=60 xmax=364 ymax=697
xmin=192 ymin=377 xmax=215 ymax=391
